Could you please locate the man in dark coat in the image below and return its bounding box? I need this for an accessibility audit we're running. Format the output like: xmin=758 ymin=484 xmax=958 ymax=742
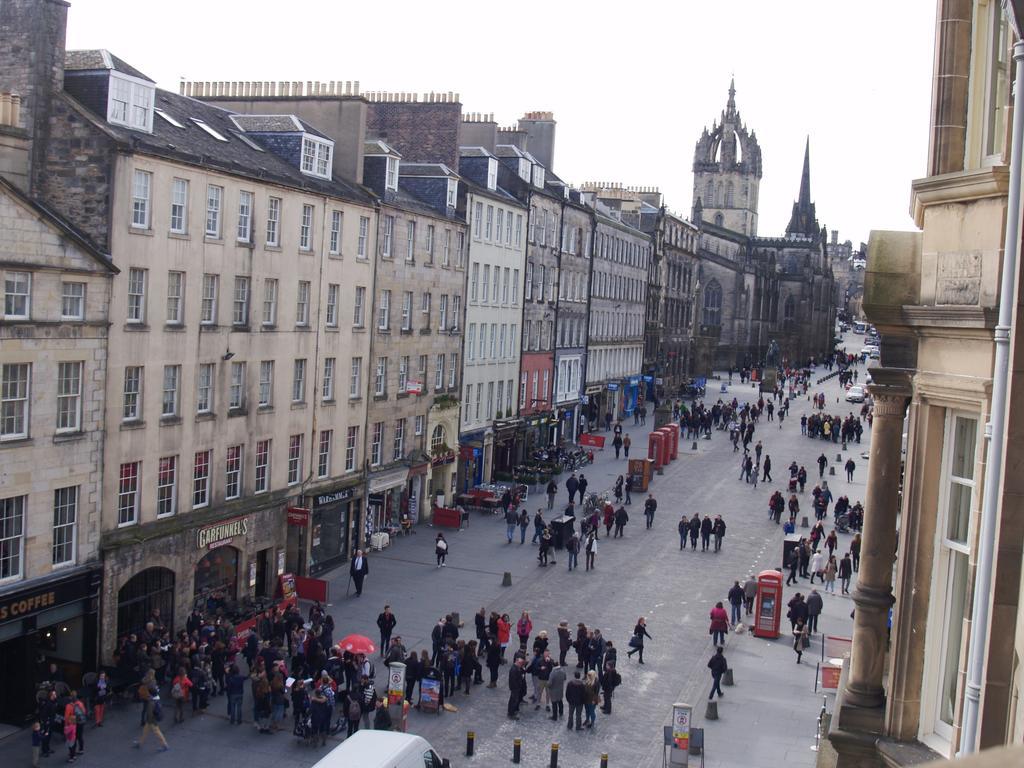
xmin=806 ymin=590 xmax=824 ymax=634
xmin=565 ymin=671 xmax=586 ymax=730
xmin=577 ymin=474 xmax=589 ymax=502
xmin=376 ymin=606 xmax=397 ymax=656
xmin=546 ymin=479 xmax=558 ymax=510
xmin=707 ymin=647 xmax=728 ymax=699
xmin=700 ymin=515 xmax=713 ymax=551
xmin=349 ymin=549 xmax=369 ymax=597
xmin=643 ymin=495 xmax=657 ymax=529
xmin=566 ymin=473 xmax=579 ymax=504
xmin=613 ymin=506 xmax=628 ymax=538
xmin=507 ymin=657 xmax=527 ymax=719
xmin=688 ymin=515 xmax=701 ymax=550
xmin=727 ymin=581 xmax=745 ymax=625
xmin=712 ymin=516 xmax=727 ymax=552
xmin=817 ymin=453 xmax=828 ymax=479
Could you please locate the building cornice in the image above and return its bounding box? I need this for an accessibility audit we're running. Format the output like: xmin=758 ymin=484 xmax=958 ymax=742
xmin=910 ymin=165 xmax=1009 ymax=227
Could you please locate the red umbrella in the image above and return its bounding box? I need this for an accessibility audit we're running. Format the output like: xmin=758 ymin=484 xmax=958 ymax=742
xmin=336 ymin=634 xmax=376 ymax=655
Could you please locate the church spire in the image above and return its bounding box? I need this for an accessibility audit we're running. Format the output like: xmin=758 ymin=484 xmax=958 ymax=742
xmin=798 ymin=136 xmax=811 ymax=207
xmin=725 ymin=77 xmax=737 ymax=120
xmin=786 ymin=136 xmax=819 ymax=237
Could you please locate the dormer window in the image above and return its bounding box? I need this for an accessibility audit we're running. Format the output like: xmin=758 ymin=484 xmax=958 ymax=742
xmin=107 ymin=72 xmax=154 ymax=133
xmin=532 ymin=165 xmax=545 ymax=189
xmin=446 ymin=179 xmax=458 ymax=208
xmin=486 ymin=158 xmax=498 ymax=190
xmin=518 ymin=159 xmax=531 ymax=182
xmin=301 ymin=136 xmax=333 ymax=180
xmin=385 ymin=156 xmax=399 ymax=191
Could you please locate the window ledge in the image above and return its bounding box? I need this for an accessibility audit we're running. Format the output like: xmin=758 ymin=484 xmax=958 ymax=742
xmin=53 ymin=430 xmax=84 ymax=444
xmin=204 ymin=236 xmax=224 ymax=245
xmin=348 ymin=397 xmax=362 ymax=404
xmin=321 ymin=399 xmax=336 ymax=406
xmin=227 ymin=407 xmax=247 ymax=418
xmin=299 ymin=249 xmax=315 ymax=256
xmin=295 ymin=325 xmax=311 ymax=332
xmin=352 ymin=326 xmax=367 ymax=333
xmin=256 ymin=405 xmax=273 ymax=414
xmin=374 ymin=394 xmax=389 ymax=402
xmin=119 ymin=420 xmax=145 ymax=431
xmin=377 ymin=328 xmax=391 ymax=335
xmin=0 ymin=436 xmax=32 ymax=448
xmin=123 ymin=323 xmax=149 ymax=332
xmin=400 ymin=328 xmax=413 ymax=335
xmin=160 ymin=415 xmax=182 ymax=426
xmin=261 ymin=324 xmax=277 ymax=332
xmin=264 ymin=244 xmax=282 ymax=252
xmin=325 ymin=326 xmax=339 ymax=333
xmin=290 ymin=402 xmax=307 ymax=410
xmin=397 ymin=392 xmax=409 ymax=400
xmin=231 ymin=324 xmax=251 ymax=332
xmin=199 ymin=323 xmax=219 ymax=331
xmin=168 ymin=232 xmax=189 ymax=241
xmin=419 ymin=328 xmax=432 ymax=335
xmin=328 ymin=253 xmax=342 ymax=260
xmin=195 ymin=412 xmax=216 ymax=422
xmin=128 ymin=227 xmax=154 ymax=237
xmin=164 ymin=323 xmax=186 ymax=332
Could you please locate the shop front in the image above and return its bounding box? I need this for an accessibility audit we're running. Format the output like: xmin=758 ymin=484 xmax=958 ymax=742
xmin=0 ymin=566 xmax=101 ymax=724
xmin=101 ymin=503 xmax=285 ymax=664
xmin=457 ymin=431 xmax=486 ymax=492
xmin=366 ymin=466 xmax=410 ymax=541
xmin=492 ymin=419 xmax=523 ymax=476
xmin=622 ymin=376 xmax=641 ymax=417
xmin=429 ymin=447 xmax=457 ymax=507
xmin=305 ymin=485 xmax=358 ymax=576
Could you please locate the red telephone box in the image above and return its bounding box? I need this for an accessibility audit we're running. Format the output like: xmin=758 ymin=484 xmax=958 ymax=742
xmin=647 ymin=432 xmax=664 ymax=471
xmin=753 ymin=569 xmax=783 ymax=639
xmin=664 ymin=423 xmax=679 ymax=460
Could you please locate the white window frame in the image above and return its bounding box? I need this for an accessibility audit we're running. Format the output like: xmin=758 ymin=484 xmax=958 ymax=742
xmin=166 ymin=271 xmax=184 ymax=325
xmin=0 ymin=494 xmax=26 ymax=581
xmin=375 ymin=357 xmax=387 ymax=397
xmin=301 ymin=136 xmax=334 ymax=180
xmin=326 ymin=284 xmax=339 ymax=328
xmin=448 ymin=353 xmax=458 ymax=388
xmin=329 ymin=210 xmax=343 ymax=255
xmin=350 ymin=357 xmax=362 ymax=399
xmin=201 ymin=273 xmax=218 ymax=325
xmin=385 ymin=156 xmax=399 ymax=190
xmin=237 ymin=190 xmax=253 ymax=242
xmin=197 ymin=363 xmax=214 ymax=414
xmin=205 ymin=184 xmax=222 ymax=238
xmin=123 ymin=366 xmax=142 ymax=422
xmin=229 ymin=361 xmax=245 ymax=410
xmin=322 ymin=357 xmax=336 ymax=401
xmin=296 ymin=281 xmax=311 ymax=327
xmin=318 ymin=430 xmax=332 ymax=478
xmin=299 ymin=204 xmax=314 ymax=251
xmin=435 ymin=354 xmax=445 ymax=391
xmin=287 ymin=434 xmax=303 ymax=485
xmin=371 ymin=422 xmax=384 ymax=466
xmin=382 ymin=215 xmax=394 ymax=257
xmin=406 ymin=220 xmax=416 ymax=262
xmin=292 ymin=358 xmax=307 ymax=403
xmin=52 ymin=486 xmax=78 ymax=566
xmin=378 ymin=289 xmax=391 ymax=330
xmin=254 ymin=439 xmax=271 ymax=493
xmin=127 ymin=267 xmax=147 ymax=323
xmin=56 ymin=361 xmax=83 ymax=433
xmin=402 ymin=291 xmax=413 ymax=331
xmin=61 ymin=281 xmax=85 ymax=321
xmin=1 ymin=363 xmax=31 ymax=440
xmin=193 ymin=450 xmax=211 ymax=509
xmin=345 ymin=427 xmax=359 ymax=471
xmin=398 ymin=356 xmax=409 ymax=393
xmin=258 ymin=360 xmax=273 ymax=408
xmin=353 ymin=286 xmax=366 ymax=327
xmin=132 ymin=169 xmax=152 ymax=228
xmin=225 ymin=445 xmax=243 ymax=500
xmin=161 ymin=365 xmax=180 ymax=417
xmin=266 ymin=197 xmax=281 ymax=246
xmin=358 ymin=215 xmax=370 ymax=258
xmin=170 ymin=178 xmax=188 ymax=234
xmin=117 ymin=461 xmax=140 ymax=526
xmin=392 ymin=418 xmax=405 ymax=461
xmin=107 ymin=72 xmax=154 ymax=132
xmin=262 ymin=278 xmax=278 ymax=326
xmin=232 ymin=276 xmax=250 ymax=327
xmin=157 ymin=455 xmax=177 ymax=518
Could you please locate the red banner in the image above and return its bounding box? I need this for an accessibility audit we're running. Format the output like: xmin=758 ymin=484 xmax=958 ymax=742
xmin=579 ymin=433 xmax=606 ymax=448
xmin=286 ymin=507 xmax=310 ymax=526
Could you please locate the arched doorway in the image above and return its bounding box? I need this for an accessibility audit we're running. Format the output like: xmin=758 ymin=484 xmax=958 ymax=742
xmin=116 ymin=567 xmax=175 ymax=642
xmin=193 ymin=546 xmax=239 ymax=613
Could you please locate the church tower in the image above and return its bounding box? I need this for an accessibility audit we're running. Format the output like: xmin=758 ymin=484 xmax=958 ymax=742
xmin=692 ymin=79 xmax=763 ymax=236
xmin=785 ymin=138 xmax=820 ymax=238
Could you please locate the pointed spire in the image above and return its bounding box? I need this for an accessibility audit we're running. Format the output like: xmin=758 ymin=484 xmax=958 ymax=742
xmin=798 ymin=136 xmax=811 ymax=206
xmin=725 ymin=77 xmax=737 ymax=120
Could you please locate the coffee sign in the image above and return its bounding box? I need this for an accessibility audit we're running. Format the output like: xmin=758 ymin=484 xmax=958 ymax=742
xmin=197 ymin=516 xmax=249 ymax=549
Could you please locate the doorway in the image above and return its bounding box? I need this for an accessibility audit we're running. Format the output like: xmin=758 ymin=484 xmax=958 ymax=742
xmin=255 ymin=548 xmax=270 ymax=598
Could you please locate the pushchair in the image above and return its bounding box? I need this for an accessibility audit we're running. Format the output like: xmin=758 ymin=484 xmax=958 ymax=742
xmin=788 ymin=477 xmax=798 ymax=493
xmin=835 ymin=511 xmax=851 ymax=534
xmin=294 ymin=709 xmax=315 ymax=746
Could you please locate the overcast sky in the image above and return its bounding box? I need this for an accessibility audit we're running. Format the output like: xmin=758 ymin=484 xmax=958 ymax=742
xmin=67 ymin=0 xmax=935 ymax=247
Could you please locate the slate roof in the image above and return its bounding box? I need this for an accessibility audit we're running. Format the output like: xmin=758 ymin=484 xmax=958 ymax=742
xmin=493 ymin=144 xmax=529 ymax=159
xmin=229 ymin=114 xmax=303 ymax=133
xmin=64 ymin=49 xmax=154 ymax=82
xmin=364 ymin=139 xmax=401 ymax=157
xmin=61 ymin=70 xmax=376 ymax=207
xmin=399 ymin=163 xmax=458 ymax=179
xmin=457 ymin=146 xmax=494 ymax=158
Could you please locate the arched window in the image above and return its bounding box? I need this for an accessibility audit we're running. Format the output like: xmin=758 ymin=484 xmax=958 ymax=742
xmin=705 ymin=179 xmax=714 ymax=207
xmin=783 ymin=295 xmax=796 ymax=331
xmin=117 ymin=567 xmax=175 ymax=642
xmin=431 ymin=424 xmax=447 ymax=451
xmin=714 ymin=213 xmax=724 ymax=227
xmin=702 ymin=280 xmax=723 ymax=327
xmin=725 ymin=183 xmax=734 ymax=207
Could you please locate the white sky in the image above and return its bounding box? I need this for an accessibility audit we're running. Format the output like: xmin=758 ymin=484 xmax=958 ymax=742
xmin=66 ymin=0 xmax=936 ymax=247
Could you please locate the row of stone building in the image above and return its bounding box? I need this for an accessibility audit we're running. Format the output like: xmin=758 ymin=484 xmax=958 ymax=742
xmin=0 ymin=0 xmax=840 ymax=722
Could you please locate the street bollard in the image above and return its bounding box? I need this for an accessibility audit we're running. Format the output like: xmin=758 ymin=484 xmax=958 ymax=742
xmin=466 ymin=731 xmax=475 ymax=757
xmin=835 ymin=453 xmax=842 ymax=462
xmin=502 ymin=571 xmax=512 ymax=587
xmin=550 ymin=743 xmax=559 ymax=768
xmin=692 ymin=441 xmax=698 ymax=451
xmin=600 ymin=754 xmax=609 ymax=768
xmin=829 ymin=466 xmax=836 ymax=476
xmin=842 ymin=441 xmax=847 ymax=451
xmin=513 ymin=737 xmax=522 ymax=764
xmin=705 ymin=700 xmax=719 ymax=720
xmin=723 ymin=668 xmax=734 ymax=686
xmin=801 ymin=516 xmax=809 ymax=528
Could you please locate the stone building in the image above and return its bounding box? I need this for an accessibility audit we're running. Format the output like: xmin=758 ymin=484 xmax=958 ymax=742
xmin=691 ymin=84 xmax=836 ymax=371
xmin=580 ymin=199 xmax=650 ymax=426
xmin=0 ymin=65 xmax=116 ymax=720
xmin=828 ymin=0 xmax=1024 ymax=763
xmin=456 ymin=147 xmax=527 ymax=488
xmin=4 ymin=0 xmax=384 ymax=662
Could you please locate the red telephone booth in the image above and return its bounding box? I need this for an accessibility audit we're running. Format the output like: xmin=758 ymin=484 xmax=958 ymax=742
xmin=655 ymin=428 xmax=671 ymax=464
xmin=647 ymin=432 xmax=664 ymax=471
xmin=753 ymin=569 xmax=784 ymax=639
xmin=664 ymin=423 xmax=679 ymax=460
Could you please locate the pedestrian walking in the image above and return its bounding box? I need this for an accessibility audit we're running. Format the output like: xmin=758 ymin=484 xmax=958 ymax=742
xmin=170 ymin=667 xmax=191 ymax=724
xmin=763 ymin=455 xmax=772 ymax=482
xmin=600 ymin=661 xmax=621 ymax=714
xmin=516 ymin=612 xmax=533 ymax=651
xmin=707 ymin=647 xmax=728 ymax=700
xmin=518 ymin=508 xmax=529 ymax=544
xmin=727 ymin=581 xmax=744 ymax=625
xmin=851 ymin=533 xmax=862 ymax=571
xmin=613 ymin=506 xmax=628 ymax=537
xmin=546 ymin=479 xmax=558 ymax=510
xmin=713 ymin=515 xmax=727 ymax=551
xmin=567 ymin=531 xmax=580 ymax=571
xmin=504 ymin=507 xmax=517 ymax=543
xmin=839 ymin=552 xmax=853 ymax=594
xmin=434 ymin=533 xmax=448 ymax=567
xmin=824 ymin=555 xmax=838 ymax=593
xmin=613 ymin=476 xmax=624 ymax=503
xmin=743 ymin=575 xmax=757 ymax=615
xmin=132 ymin=672 xmax=168 ymax=752
xmin=624 ymin=475 xmax=633 ymax=505
xmin=845 ymin=458 xmax=856 ymax=482
xmin=578 ymin=474 xmax=589 ymax=502
xmin=644 ymin=494 xmax=657 ymax=529
xmin=584 ymin=530 xmax=597 ymax=570
xmin=817 ymin=453 xmax=828 ymax=479
xmin=709 ymin=602 xmax=729 ymax=646
xmin=612 ymin=434 xmax=623 ymax=459
xmin=793 ymin=618 xmax=809 ymax=663
xmin=566 ymin=473 xmax=579 ymax=504
xmin=678 ymin=515 xmax=688 ymax=550
xmin=349 ymin=549 xmax=369 ymax=597
xmin=565 ymin=672 xmax=585 ymax=730
xmin=603 ymin=503 xmax=615 ymax=537
xmin=626 ymin=617 xmax=652 ymax=664
xmin=557 ymin=621 xmax=572 ymax=667
xmin=688 ymin=514 xmax=700 ymax=550
xmin=809 ymin=549 xmax=824 ymax=584
xmin=700 ymin=515 xmax=713 ymax=551
xmin=806 ymin=589 xmax=823 ymax=634
xmin=623 ymin=434 xmax=631 ymax=458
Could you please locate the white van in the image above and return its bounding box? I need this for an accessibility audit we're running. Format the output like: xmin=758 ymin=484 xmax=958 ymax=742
xmin=852 ymin=321 xmax=867 ymax=335
xmin=310 ymin=731 xmax=450 ymax=768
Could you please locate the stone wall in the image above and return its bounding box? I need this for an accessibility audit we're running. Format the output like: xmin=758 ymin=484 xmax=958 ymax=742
xmin=366 ymin=101 xmax=461 ymax=169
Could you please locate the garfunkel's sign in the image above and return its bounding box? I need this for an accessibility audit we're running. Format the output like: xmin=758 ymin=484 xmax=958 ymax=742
xmin=197 ymin=516 xmax=249 ymax=550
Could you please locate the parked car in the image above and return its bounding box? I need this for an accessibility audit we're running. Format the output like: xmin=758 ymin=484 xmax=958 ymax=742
xmin=846 ymin=385 xmax=866 ymax=403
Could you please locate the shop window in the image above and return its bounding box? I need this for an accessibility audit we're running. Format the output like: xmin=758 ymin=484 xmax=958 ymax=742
xmin=117 ymin=567 xmax=175 ymax=643
xmin=194 ymin=546 xmax=239 ymax=612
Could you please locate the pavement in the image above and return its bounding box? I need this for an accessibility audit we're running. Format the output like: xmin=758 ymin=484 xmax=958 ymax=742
xmin=0 ymin=354 xmax=871 ymax=768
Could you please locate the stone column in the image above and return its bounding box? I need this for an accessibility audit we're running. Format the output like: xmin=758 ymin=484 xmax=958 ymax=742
xmin=844 ymin=369 xmax=912 ymax=708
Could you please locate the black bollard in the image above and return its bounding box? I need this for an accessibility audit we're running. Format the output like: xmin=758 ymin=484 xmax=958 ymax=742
xmin=513 ymin=737 xmax=522 ymax=764
xmin=466 ymin=731 xmax=475 ymax=757
xmin=600 ymin=754 xmax=609 ymax=768
xmin=550 ymin=743 xmax=559 ymax=768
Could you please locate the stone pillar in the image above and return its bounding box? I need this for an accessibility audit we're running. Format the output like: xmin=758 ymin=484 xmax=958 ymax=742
xmin=844 ymin=370 xmax=911 ymax=708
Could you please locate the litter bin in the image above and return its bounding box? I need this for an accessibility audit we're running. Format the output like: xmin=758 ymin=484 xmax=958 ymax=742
xmin=782 ymin=533 xmax=802 ymax=571
xmin=550 ymin=515 xmax=576 ymax=550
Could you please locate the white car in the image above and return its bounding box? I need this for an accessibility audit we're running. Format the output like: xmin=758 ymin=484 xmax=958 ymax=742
xmin=846 ymin=385 xmax=866 ymax=403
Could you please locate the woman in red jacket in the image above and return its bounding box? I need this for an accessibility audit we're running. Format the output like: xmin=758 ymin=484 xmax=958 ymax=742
xmin=709 ymin=602 xmax=729 ymax=646
xmin=497 ymin=614 xmax=511 ymax=662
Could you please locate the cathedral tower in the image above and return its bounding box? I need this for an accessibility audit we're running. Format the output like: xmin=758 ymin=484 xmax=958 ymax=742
xmin=692 ymin=79 xmax=763 ymax=236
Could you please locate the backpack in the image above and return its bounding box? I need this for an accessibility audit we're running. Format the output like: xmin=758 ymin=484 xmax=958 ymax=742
xmin=73 ymin=702 xmax=87 ymax=725
xmin=348 ymin=698 xmax=361 ymax=721
xmin=171 ymin=681 xmax=184 ymax=700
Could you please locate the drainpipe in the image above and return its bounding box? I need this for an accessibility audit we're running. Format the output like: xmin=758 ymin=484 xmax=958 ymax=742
xmin=959 ymin=34 xmax=1024 ymax=756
